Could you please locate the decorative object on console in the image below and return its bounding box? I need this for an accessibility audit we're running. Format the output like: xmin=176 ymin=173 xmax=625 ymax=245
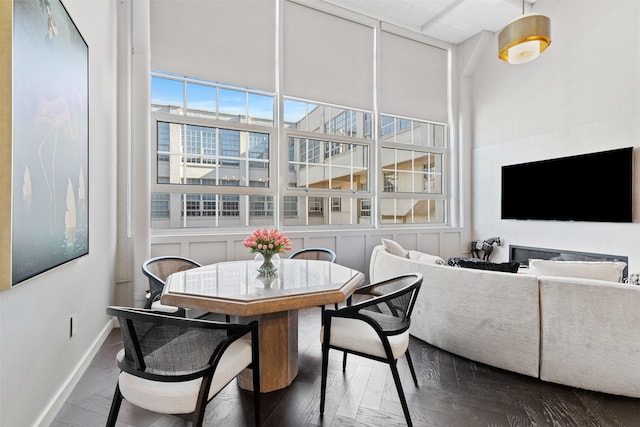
xmin=498 ymin=0 xmax=551 ymax=64
xmin=625 ymin=273 xmax=640 ymax=286
xmin=243 ymin=228 xmax=291 ymax=276
xmin=470 ymin=237 xmax=502 ymax=261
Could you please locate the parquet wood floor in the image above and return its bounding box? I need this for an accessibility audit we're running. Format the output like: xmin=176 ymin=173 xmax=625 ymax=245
xmin=52 ymin=307 xmax=640 ymax=427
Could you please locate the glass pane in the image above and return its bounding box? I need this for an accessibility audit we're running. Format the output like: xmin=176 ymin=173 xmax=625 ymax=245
xmin=150 ymin=193 xmax=170 ymax=218
xmin=219 ymin=88 xmax=246 ymax=122
xmin=394 ymin=118 xmax=413 ymax=144
xmin=433 ymin=123 xmax=446 ymax=148
xmin=248 ymin=93 xmax=274 ymax=126
xmin=380 ymin=148 xmax=442 ymax=194
xmin=151 ymin=77 xmax=183 ymax=114
xmin=289 ymin=136 xmax=368 ymax=190
xmin=381 ymin=148 xmax=396 ymax=170
xmin=157 ymin=122 xmax=269 ymax=187
xmin=186 ymin=82 xmax=216 ymax=118
xmin=284 ymin=98 xmax=371 ymax=139
xmin=419 ymin=152 xmax=443 ymax=194
xmin=381 ymin=115 xmax=446 ymax=147
xmin=380 ymin=198 xmax=445 ymax=224
xmin=283 ymin=99 xmax=310 ymax=129
xmin=248 ymin=195 xmax=274 ymax=226
xmin=282 ymin=196 xmax=371 ymax=226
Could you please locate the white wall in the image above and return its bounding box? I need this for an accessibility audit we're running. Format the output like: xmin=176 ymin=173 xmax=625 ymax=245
xmin=467 ymin=0 xmax=640 ymax=270
xmin=0 ymin=1 xmax=118 ymax=425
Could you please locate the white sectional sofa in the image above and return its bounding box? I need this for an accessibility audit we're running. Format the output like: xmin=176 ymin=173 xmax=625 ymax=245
xmin=369 ymin=244 xmax=640 ymax=398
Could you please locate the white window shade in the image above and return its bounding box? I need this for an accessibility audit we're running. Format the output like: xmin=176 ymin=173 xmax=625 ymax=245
xmin=379 ymin=31 xmax=448 ymax=123
xmin=283 ymin=2 xmax=374 ymax=110
xmin=150 ymin=0 xmax=276 ymax=92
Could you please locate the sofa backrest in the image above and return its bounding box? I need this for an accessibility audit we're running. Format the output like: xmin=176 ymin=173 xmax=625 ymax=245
xmin=370 ymin=245 xmax=541 ymax=378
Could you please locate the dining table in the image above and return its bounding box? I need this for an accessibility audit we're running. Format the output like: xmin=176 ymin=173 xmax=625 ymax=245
xmin=162 ymin=258 xmax=365 ymax=393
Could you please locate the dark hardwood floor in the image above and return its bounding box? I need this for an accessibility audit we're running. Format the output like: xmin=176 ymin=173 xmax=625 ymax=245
xmin=52 ymin=307 xmax=640 ymax=427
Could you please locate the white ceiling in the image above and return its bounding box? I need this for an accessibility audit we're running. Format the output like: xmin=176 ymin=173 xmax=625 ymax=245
xmin=320 ymin=0 xmax=538 ymax=45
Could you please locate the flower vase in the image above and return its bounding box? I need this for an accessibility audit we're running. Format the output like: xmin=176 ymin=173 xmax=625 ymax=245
xmin=256 ymin=253 xmax=279 ymax=276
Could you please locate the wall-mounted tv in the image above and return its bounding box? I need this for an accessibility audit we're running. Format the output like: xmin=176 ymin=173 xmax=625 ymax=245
xmin=501 ymin=147 xmax=633 ymax=222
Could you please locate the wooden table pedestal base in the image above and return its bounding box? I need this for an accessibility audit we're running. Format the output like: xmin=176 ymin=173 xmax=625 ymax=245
xmin=238 ymin=310 xmax=299 ymax=393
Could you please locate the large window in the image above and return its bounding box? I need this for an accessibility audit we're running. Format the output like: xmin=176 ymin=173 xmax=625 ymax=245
xmin=151 ymin=75 xmax=447 ymax=230
xmin=149 ymin=1 xmax=452 ymax=231
xmin=283 ymin=98 xmax=372 ymax=226
xmin=379 ymin=115 xmax=446 ymax=224
xmin=151 ymin=74 xmax=275 ymax=229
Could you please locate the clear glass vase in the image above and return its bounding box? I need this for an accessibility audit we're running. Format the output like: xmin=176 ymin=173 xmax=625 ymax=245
xmin=255 ymin=252 xmax=279 ymax=276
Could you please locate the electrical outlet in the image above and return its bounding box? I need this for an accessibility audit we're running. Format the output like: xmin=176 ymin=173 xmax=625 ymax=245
xmin=70 ymin=313 xmax=78 ymax=338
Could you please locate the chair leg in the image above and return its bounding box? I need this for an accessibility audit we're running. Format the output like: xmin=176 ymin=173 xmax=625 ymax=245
xmin=106 ymin=383 xmax=123 ymax=427
xmin=342 ymin=351 xmax=348 ymax=371
xmin=320 ymin=335 xmax=330 ymax=415
xmin=405 ymin=349 xmax=419 ymax=387
xmin=390 ymin=360 xmax=413 ymax=427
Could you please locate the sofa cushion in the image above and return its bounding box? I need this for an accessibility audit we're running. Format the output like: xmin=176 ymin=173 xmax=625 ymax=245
xmin=456 ymin=258 xmax=520 ymax=273
xmin=409 ymin=250 xmax=446 ymax=265
xmin=381 ymin=238 xmax=409 ymax=258
xmin=528 ymin=259 xmax=626 ymax=282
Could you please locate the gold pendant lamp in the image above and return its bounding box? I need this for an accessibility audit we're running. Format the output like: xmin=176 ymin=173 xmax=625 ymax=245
xmin=498 ymin=0 xmax=551 ymax=64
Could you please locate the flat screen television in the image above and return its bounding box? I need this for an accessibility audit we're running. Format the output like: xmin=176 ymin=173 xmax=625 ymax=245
xmin=501 ymin=147 xmax=633 ymax=222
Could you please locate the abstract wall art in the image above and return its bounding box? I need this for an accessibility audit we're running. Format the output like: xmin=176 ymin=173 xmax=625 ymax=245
xmin=1 ymin=0 xmax=88 ymax=289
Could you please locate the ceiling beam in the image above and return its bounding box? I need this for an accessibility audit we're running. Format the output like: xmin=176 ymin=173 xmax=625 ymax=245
xmin=419 ymin=0 xmax=465 ymax=32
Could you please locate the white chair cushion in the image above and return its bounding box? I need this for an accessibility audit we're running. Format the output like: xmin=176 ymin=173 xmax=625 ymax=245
xmin=528 ymin=259 xmax=626 ymax=282
xmin=320 ymin=317 xmax=409 ymax=360
xmin=118 ymin=337 xmax=252 ymax=414
xmin=150 ymin=300 xmax=181 ymax=313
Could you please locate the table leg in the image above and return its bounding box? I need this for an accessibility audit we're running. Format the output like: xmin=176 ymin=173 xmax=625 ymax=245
xmin=238 ymin=309 xmax=299 ymax=393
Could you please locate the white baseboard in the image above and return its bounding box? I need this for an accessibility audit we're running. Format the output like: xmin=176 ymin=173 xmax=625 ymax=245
xmin=35 ymin=318 xmax=117 ymax=427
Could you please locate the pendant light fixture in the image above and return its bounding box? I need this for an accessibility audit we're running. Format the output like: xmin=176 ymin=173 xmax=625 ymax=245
xmin=498 ymin=0 xmax=551 ymax=64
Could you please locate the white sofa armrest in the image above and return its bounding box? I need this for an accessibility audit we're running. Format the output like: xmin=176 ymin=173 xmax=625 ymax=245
xmin=539 ymin=276 xmax=640 ymax=397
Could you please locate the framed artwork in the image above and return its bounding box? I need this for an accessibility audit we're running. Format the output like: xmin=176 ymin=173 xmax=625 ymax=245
xmin=1 ymin=0 xmax=89 ymax=290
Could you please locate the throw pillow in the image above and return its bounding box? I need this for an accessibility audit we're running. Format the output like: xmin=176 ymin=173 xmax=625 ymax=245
xmin=456 ymin=258 xmax=520 ymax=273
xmin=381 ymin=238 xmax=409 ymax=258
xmin=409 ymin=250 xmax=446 ymax=265
xmin=528 ymin=259 xmax=626 ymax=282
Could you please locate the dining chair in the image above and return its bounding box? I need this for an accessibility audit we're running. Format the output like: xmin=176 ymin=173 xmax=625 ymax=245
xmin=142 ymin=256 xmax=202 ymax=315
xmin=289 ymin=247 xmax=337 ymax=263
xmin=105 ymin=306 xmax=261 ymax=427
xmin=320 ymin=273 xmax=423 ymax=427
xmin=289 ymin=248 xmax=340 ymax=313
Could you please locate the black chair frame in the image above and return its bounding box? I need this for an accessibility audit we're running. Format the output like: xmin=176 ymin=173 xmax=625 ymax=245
xmin=142 ymin=256 xmax=203 ymax=312
xmin=320 ymin=273 xmax=422 ymax=427
xmin=289 ymin=247 xmax=337 ymax=262
xmin=106 ymin=306 xmax=260 ymax=427
xmin=289 ymin=248 xmax=339 ymax=312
